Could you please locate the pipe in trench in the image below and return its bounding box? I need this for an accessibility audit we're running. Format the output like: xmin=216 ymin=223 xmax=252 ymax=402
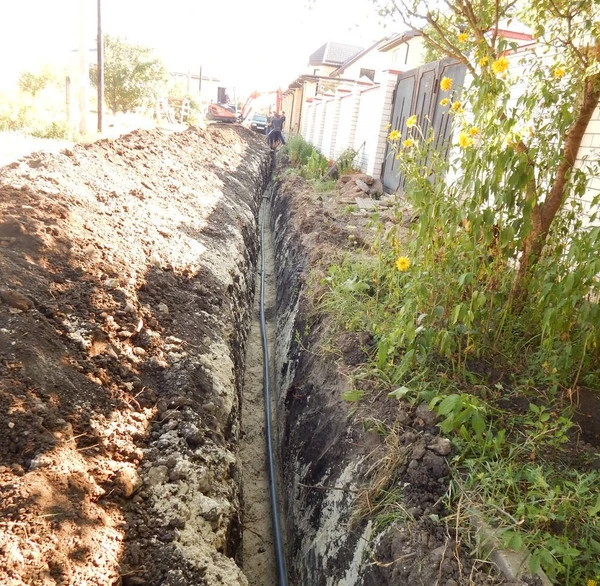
xmin=259 ymin=189 xmax=288 ymax=586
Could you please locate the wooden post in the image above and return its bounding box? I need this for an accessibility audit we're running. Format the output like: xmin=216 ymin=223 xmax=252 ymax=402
xmin=66 ymin=76 xmax=71 ymax=121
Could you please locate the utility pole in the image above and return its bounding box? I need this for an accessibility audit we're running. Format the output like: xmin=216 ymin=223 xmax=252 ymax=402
xmin=97 ymin=0 xmax=104 ymax=133
xmin=198 ymin=64 xmax=202 ymax=94
xmin=78 ymin=0 xmax=89 ymax=135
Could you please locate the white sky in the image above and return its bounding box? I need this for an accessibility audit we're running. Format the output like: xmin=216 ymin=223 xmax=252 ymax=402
xmin=0 ymin=0 xmax=400 ymax=94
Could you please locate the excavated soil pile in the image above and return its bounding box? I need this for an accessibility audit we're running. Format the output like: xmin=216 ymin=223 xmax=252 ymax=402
xmin=270 ymin=169 xmax=538 ymax=586
xmin=0 ymin=125 xmax=270 ymax=586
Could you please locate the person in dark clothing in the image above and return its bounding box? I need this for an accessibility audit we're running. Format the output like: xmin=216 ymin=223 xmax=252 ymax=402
xmin=266 ymin=113 xmax=286 ymax=146
xmin=267 ymin=129 xmax=284 ymax=149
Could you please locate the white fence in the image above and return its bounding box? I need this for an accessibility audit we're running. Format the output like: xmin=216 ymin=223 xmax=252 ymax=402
xmin=297 ymin=57 xmax=599 ymax=225
xmin=298 ymin=71 xmax=399 ymax=179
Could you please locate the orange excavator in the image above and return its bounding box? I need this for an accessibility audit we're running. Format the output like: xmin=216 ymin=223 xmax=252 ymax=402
xmin=206 ymin=88 xmax=282 ymax=123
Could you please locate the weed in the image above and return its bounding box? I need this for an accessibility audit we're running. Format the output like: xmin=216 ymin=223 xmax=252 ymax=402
xmin=286 ymin=135 xmax=314 ymax=167
xmin=311 ymin=178 xmax=336 ymax=193
xmin=337 ymin=148 xmax=359 ymax=174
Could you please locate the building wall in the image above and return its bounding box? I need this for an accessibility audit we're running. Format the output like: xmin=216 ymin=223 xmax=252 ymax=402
xmin=387 ymin=36 xmax=425 ymax=70
xmin=342 ymin=52 xmax=388 ymax=83
xmin=282 ymin=91 xmax=302 ymax=135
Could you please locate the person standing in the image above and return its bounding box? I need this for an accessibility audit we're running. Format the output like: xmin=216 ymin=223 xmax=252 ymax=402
xmin=268 ymin=113 xmax=285 ymax=145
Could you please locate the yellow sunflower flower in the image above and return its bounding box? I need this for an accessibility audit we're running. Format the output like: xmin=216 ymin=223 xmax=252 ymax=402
xmin=395 ymin=256 xmax=411 ymax=271
xmin=458 ymin=32 xmax=468 ymax=43
xmin=458 ymin=131 xmax=473 ymax=148
xmin=388 ymin=129 xmax=401 ymax=141
xmin=402 ymin=138 xmax=415 ymax=149
xmin=469 ymin=127 xmax=479 ymax=136
xmin=440 ymin=77 xmax=453 ymax=91
xmin=451 ymin=101 xmax=462 ymax=112
xmin=554 ymin=67 xmax=565 ymax=78
xmin=406 ymin=114 xmax=417 ymax=127
xmin=492 ymin=56 xmax=509 ymax=75
xmin=440 ymin=98 xmax=450 ymax=107
xmin=478 ymin=56 xmax=489 ymax=67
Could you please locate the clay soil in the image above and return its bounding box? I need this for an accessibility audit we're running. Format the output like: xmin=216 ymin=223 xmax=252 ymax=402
xmin=0 ymin=125 xmax=269 ymax=585
xmin=239 ymin=202 xmax=277 ymax=586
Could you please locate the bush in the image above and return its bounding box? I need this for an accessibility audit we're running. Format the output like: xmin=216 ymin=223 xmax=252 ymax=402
xmin=300 ymin=148 xmax=329 ymax=180
xmin=0 ymin=97 xmax=33 ymax=132
xmin=30 ymin=120 xmax=72 ymax=140
xmin=286 ymin=135 xmax=314 ymax=167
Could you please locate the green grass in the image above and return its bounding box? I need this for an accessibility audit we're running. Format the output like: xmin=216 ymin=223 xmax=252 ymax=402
xmin=318 ymin=254 xmax=600 ymax=585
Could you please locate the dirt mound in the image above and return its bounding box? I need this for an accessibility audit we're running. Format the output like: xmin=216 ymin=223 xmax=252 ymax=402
xmin=0 ymin=125 xmax=270 ymax=585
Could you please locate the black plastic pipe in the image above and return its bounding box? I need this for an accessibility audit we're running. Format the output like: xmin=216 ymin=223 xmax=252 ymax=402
xmin=259 ymin=193 xmax=289 ymax=586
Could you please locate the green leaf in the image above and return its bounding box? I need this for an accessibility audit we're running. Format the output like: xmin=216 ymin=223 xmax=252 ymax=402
xmin=341 ymin=389 xmax=365 ymax=402
xmin=437 ymin=394 xmax=461 ymax=416
xmin=510 ymin=533 xmax=523 ymax=551
xmin=377 ymin=338 xmax=391 ymax=369
xmin=458 ymin=272 xmax=474 ymax=287
xmin=388 ymin=386 xmax=411 ymax=399
xmin=471 ymin=410 xmax=486 ymax=436
xmin=529 ymin=552 xmax=541 ymax=574
xmin=588 ymin=494 xmax=600 ymax=516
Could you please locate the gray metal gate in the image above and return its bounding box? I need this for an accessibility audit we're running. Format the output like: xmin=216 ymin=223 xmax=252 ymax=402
xmin=382 ymin=58 xmax=467 ymax=194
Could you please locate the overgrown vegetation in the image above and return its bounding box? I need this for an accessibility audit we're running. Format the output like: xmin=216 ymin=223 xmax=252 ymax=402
xmin=319 ymin=0 xmax=600 ymax=583
xmin=0 ymin=70 xmax=73 ymax=140
xmin=285 ymin=135 xmax=359 ymax=191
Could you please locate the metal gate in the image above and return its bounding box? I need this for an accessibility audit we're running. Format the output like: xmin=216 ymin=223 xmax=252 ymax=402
xmin=382 ymin=58 xmax=467 ymax=194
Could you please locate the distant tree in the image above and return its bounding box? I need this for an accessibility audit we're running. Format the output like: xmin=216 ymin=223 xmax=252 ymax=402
xmin=18 ymin=67 xmax=57 ymax=96
xmin=90 ymin=35 xmax=168 ymax=114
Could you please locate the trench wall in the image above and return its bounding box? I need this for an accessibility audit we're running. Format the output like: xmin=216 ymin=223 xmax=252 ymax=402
xmin=268 ymin=173 xmax=500 ymax=586
xmin=270 ymin=176 xmax=375 ymax=586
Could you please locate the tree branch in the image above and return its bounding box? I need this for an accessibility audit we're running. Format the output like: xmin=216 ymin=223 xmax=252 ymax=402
xmin=491 ymin=0 xmax=500 ymax=50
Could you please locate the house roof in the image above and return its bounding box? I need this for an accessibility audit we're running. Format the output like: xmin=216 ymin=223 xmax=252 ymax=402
xmin=283 ymin=73 xmax=368 ymax=94
xmin=329 ymin=37 xmax=389 ymax=77
xmin=309 ymin=42 xmax=364 ymax=66
xmin=377 ymin=30 xmax=421 ymax=52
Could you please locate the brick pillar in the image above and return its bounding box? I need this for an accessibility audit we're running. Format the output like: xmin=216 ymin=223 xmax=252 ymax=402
xmin=328 ymin=93 xmax=342 ymax=159
xmin=308 ymin=99 xmax=319 ymax=144
xmin=348 ymin=82 xmax=362 ymax=151
xmin=314 ymin=97 xmax=329 ymax=151
xmin=301 ymin=101 xmax=312 ymax=139
xmin=367 ymin=70 xmax=399 ymax=178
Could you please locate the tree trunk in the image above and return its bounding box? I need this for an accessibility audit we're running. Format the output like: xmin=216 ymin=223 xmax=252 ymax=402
xmin=512 ymin=73 xmax=600 ymax=303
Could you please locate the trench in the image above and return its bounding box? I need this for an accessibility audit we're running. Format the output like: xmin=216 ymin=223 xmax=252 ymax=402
xmin=239 ymin=188 xmax=280 ymax=586
xmin=0 ymin=126 xmax=526 ymax=586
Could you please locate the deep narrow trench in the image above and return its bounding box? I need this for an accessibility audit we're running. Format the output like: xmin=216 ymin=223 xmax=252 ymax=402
xmin=239 ymin=196 xmax=279 ymax=586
